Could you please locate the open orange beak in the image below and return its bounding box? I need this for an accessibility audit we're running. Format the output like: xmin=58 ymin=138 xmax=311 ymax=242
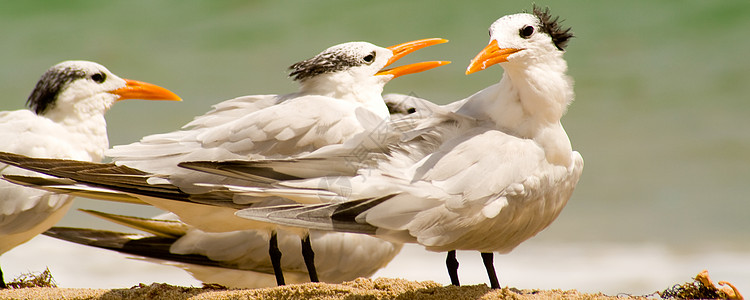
xmin=376 ymin=61 xmax=451 ymax=79
xmin=375 ymin=38 xmax=451 ymax=79
xmin=465 ymin=40 xmax=523 ymax=75
xmin=110 ymin=79 xmax=182 ymax=101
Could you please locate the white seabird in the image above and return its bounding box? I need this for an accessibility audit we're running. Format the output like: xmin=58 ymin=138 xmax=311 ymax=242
xmin=0 ymin=39 xmax=449 ymax=286
xmin=183 ymin=6 xmax=583 ymax=289
xmin=0 ymin=60 xmax=180 ymax=288
xmin=44 ymin=209 xmax=402 ymax=288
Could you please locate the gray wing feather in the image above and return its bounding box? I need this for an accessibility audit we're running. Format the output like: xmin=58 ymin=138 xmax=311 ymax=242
xmin=43 ymin=227 xmax=264 ymax=272
xmin=236 ymin=195 xmax=396 ymax=235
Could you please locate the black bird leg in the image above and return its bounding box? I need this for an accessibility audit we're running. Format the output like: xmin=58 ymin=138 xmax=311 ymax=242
xmin=301 ymin=234 xmax=319 ymax=282
xmin=481 ymin=252 xmax=500 ymax=289
xmin=446 ymin=250 xmax=460 ymax=286
xmin=0 ymin=265 xmax=6 ymax=289
xmin=269 ymin=232 xmax=285 ymax=285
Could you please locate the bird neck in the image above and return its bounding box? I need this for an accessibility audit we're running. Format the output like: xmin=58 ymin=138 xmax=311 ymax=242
xmin=41 ymin=94 xmax=114 ymax=161
xmin=297 ymin=73 xmax=390 ymax=119
xmin=458 ymin=54 xmax=574 ymax=166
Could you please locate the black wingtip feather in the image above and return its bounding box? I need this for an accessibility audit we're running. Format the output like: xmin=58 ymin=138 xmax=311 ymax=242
xmin=178 ymin=160 xmax=304 ymax=182
xmin=236 ymin=195 xmax=397 ymax=235
xmin=43 ymin=227 xmax=254 ymax=271
xmin=0 ymin=151 xmax=191 ymax=201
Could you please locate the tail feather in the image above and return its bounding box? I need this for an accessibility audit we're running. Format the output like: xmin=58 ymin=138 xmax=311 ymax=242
xmin=43 ymin=227 xmax=274 ymax=274
xmin=43 ymin=227 xmax=228 ymax=269
xmin=0 ymin=151 xmax=188 ymax=200
xmin=78 ymin=209 xmax=188 ymax=238
xmin=2 ymin=175 xmax=147 ymax=205
xmin=0 ymin=152 xmax=242 ymax=208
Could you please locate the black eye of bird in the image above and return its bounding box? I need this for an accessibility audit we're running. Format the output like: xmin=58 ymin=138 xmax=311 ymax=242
xmin=91 ymin=73 xmax=106 ymax=83
xmin=363 ymin=52 xmax=375 ymax=64
xmin=520 ymin=25 xmax=535 ymax=38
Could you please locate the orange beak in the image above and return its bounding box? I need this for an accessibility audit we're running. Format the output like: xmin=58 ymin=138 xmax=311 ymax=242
xmin=375 ymin=37 xmax=450 ymax=79
xmin=110 ymin=79 xmax=182 ymax=101
xmin=383 ymin=38 xmax=448 ymax=68
xmin=465 ymin=40 xmax=523 ymax=75
xmin=375 ymin=61 xmax=451 ymax=79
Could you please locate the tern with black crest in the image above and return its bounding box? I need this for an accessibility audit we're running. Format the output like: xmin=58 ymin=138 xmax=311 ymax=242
xmin=0 ymin=60 xmax=180 ymax=288
xmin=0 ymin=39 xmax=449 ymax=285
xmin=178 ymin=6 xmax=582 ymax=288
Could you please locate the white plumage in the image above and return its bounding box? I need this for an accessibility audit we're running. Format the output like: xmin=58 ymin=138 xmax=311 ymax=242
xmin=0 ymin=60 xmax=180 ymax=287
xmin=45 ymin=210 xmax=401 ymax=288
xmin=214 ymin=7 xmax=583 ymax=289
xmin=107 ymin=40 xmax=448 ymax=194
xmin=0 ymin=39 xmax=448 ymax=286
xmin=102 ymin=40 xmax=448 ymax=235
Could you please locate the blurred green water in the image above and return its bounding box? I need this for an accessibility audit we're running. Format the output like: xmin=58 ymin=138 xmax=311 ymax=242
xmin=1 ymin=0 xmax=749 ymax=249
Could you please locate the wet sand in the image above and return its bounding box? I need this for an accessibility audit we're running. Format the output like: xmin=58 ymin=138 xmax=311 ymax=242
xmin=0 ymin=277 xmax=648 ymax=300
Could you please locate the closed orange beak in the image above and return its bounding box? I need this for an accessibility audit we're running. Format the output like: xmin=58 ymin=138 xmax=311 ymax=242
xmin=465 ymin=40 xmax=523 ymax=75
xmin=110 ymin=79 xmax=181 ymax=101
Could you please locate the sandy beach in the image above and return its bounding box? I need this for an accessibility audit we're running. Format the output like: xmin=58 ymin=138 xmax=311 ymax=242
xmin=0 ymin=278 xmax=647 ymax=300
xmin=1 ymin=268 xmax=744 ymax=299
xmin=2 ymin=272 xmax=745 ymax=300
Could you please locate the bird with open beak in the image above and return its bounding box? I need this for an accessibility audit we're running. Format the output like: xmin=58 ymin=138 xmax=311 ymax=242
xmin=0 ymin=39 xmax=449 ymax=286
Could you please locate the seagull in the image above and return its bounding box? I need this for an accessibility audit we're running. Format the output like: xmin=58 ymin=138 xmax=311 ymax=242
xmin=0 ymin=39 xmax=449 ymax=286
xmin=0 ymin=60 xmax=180 ymax=288
xmin=43 ymin=209 xmax=402 ymax=288
xmin=176 ymin=6 xmax=582 ymax=289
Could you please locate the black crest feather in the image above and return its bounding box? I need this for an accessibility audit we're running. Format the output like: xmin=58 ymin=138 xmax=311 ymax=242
xmin=532 ymin=5 xmax=574 ymax=51
xmin=26 ymin=66 xmax=86 ymax=115
xmin=288 ymin=51 xmax=361 ymax=82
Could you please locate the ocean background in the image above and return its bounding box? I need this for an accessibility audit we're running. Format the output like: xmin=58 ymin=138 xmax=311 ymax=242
xmin=1 ymin=0 xmax=749 ymax=295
